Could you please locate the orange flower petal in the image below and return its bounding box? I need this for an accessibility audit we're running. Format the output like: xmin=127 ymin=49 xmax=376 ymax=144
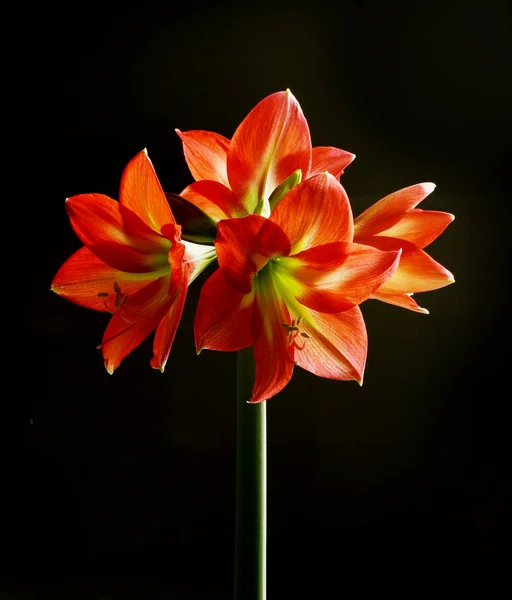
xmin=250 ymin=280 xmax=294 ymax=403
xmin=309 ymin=146 xmax=355 ymax=178
xmin=119 ymin=149 xmax=175 ymax=233
xmin=180 ymin=180 xmax=246 ymax=221
xmin=369 ymin=291 xmax=429 ymax=314
xmin=215 ymin=215 xmax=290 ymax=294
xmin=100 ymin=277 xmax=172 ymax=373
xmin=150 ymin=272 xmax=189 ymax=372
xmin=51 ymin=247 xmax=160 ymax=312
xmin=65 ymin=193 xmax=169 ymax=272
xmin=289 ymin=242 xmax=401 ymax=313
xmin=194 ymin=269 xmax=255 ymax=353
xmin=375 ymin=209 xmax=454 ymax=249
xmin=176 ymin=129 xmax=230 ymax=187
xmin=357 ymin=235 xmax=454 ymax=294
xmin=293 ymin=306 xmax=367 ymax=382
xmin=354 ymin=183 xmax=436 ymax=236
xmin=227 ymin=90 xmax=311 ymax=213
xmin=270 ymin=172 xmax=354 ymax=253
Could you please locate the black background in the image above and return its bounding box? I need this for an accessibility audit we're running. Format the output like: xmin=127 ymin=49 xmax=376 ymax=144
xmin=25 ymin=0 xmax=510 ymax=598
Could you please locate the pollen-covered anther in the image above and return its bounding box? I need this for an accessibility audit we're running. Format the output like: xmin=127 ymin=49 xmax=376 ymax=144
xmin=97 ymin=282 xmax=129 ymax=314
xmin=281 ymin=316 xmax=310 ymax=350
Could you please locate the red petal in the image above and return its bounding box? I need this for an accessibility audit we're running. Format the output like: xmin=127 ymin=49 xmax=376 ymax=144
xmin=357 ymin=235 xmax=455 ymax=293
xmin=374 ymin=209 xmax=454 ymax=249
xmin=51 ymin=247 xmax=159 ymax=311
xmin=370 ymin=291 xmax=429 ymax=314
xmin=354 ymin=183 xmax=436 ymax=236
xmin=150 ymin=272 xmax=189 ymax=372
xmin=65 ymin=194 xmax=169 ymax=272
xmin=119 ymin=149 xmax=175 ymax=233
xmin=100 ymin=277 xmax=171 ymax=373
xmin=250 ymin=276 xmax=294 ymax=403
xmin=194 ymin=269 xmax=255 ymax=353
xmin=180 ymin=180 xmax=246 ymax=221
xmin=294 ymin=306 xmax=367 ymax=382
xmin=270 ymin=172 xmax=354 ymax=253
xmin=227 ymin=90 xmax=312 ymax=213
xmin=215 ymin=215 xmax=290 ymax=294
xmin=176 ymin=129 xmax=230 ymax=186
xmin=288 ymin=242 xmax=401 ymax=313
xmin=309 ymin=146 xmax=355 ymax=178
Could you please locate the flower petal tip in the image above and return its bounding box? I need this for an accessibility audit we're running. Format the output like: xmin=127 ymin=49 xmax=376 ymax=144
xmin=104 ymin=363 xmax=114 ymax=375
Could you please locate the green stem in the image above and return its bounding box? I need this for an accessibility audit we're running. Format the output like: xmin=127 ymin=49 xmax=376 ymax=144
xmin=234 ymin=347 xmax=266 ymax=600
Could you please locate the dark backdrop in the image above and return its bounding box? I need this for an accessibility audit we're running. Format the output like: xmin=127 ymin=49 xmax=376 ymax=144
xmin=25 ymin=0 xmax=510 ymax=598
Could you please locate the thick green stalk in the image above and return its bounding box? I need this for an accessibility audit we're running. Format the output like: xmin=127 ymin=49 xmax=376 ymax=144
xmin=234 ymin=347 xmax=266 ymax=600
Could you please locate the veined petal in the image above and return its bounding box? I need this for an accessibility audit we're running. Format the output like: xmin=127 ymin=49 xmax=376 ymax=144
xmin=215 ymin=215 xmax=290 ymax=294
xmin=119 ymin=149 xmax=176 ymax=233
xmin=294 ymin=306 xmax=367 ymax=383
xmin=370 ymin=291 xmax=429 ymax=314
xmin=194 ymin=269 xmax=255 ymax=353
xmin=100 ymin=277 xmax=172 ymax=373
xmin=180 ymin=180 xmax=246 ymax=221
xmin=309 ymin=146 xmax=355 ymax=178
xmin=251 ymin=269 xmax=294 ymax=403
xmin=176 ymin=129 xmax=230 ymax=187
xmin=357 ymin=235 xmax=455 ymax=293
xmin=354 ymin=183 xmax=436 ymax=236
xmin=227 ymin=90 xmax=312 ymax=214
xmin=282 ymin=242 xmax=401 ymax=313
xmin=65 ymin=194 xmax=170 ymax=273
xmin=51 ymin=247 xmax=161 ymax=312
xmin=270 ymin=172 xmax=354 ymax=254
xmin=150 ymin=271 xmax=189 ymax=372
xmin=375 ymin=209 xmax=454 ymax=249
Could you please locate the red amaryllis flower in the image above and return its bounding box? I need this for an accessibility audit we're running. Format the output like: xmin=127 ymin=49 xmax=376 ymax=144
xmin=194 ymin=172 xmax=402 ymax=403
xmin=51 ymin=150 xmax=216 ymax=373
xmin=353 ymin=183 xmax=454 ymax=313
xmin=169 ymin=90 xmax=355 ymax=241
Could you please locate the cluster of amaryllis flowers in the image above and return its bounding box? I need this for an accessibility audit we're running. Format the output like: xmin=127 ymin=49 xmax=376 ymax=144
xmin=52 ymin=91 xmax=454 ymax=402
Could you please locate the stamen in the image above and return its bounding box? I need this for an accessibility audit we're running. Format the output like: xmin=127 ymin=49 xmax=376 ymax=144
xmin=282 ymin=316 xmax=310 ymax=350
xmin=97 ymin=282 xmax=128 ymax=314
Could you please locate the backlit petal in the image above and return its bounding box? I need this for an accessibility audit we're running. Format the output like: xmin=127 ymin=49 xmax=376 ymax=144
xmin=251 ymin=274 xmax=294 ymax=403
xmin=119 ymin=149 xmax=175 ymax=233
xmin=194 ymin=269 xmax=255 ymax=353
xmin=65 ymin=194 xmax=170 ymax=273
xmin=354 ymin=183 xmax=436 ymax=236
xmin=309 ymin=146 xmax=355 ymax=178
xmin=287 ymin=242 xmax=401 ymax=313
xmin=270 ymin=172 xmax=354 ymax=254
xmin=215 ymin=215 xmax=290 ymax=294
xmin=227 ymin=90 xmax=311 ymax=213
xmin=370 ymin=291 xmax=429 ymax=314
xmin=51 ymin=247 xmax=160 ymax=312
xmin=150 ymin=272 xmax=189 ymax=372
xmin=176 ymin=129 xmax=230 ymax=186
xmin=180 ymin=180 xmax=246 ymax=221
xmin=294 ymin=306 xmax=366 ymax=382
xmin=357 ymin=235 xmax=454 ymax=293
xmin=375 ymin=209 xmax=454 ymax=249
xmin=100 ymin=277 xmax=172 ymax=373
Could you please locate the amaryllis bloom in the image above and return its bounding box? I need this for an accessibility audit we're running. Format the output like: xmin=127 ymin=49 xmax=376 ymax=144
xmin=353 ymin=183 xmax=455 ymax=313
xmin=51 ymin=150 xmax=216 ymax=373
xmin=169 ymin=90 xmax=355 ymax=242
xmin=194 ymin=172 xmax=402 ymax=403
